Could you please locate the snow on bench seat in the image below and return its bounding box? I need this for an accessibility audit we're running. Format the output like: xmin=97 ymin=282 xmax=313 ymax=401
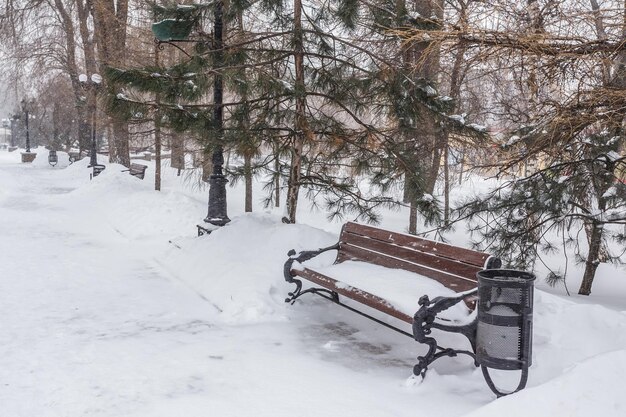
xmin=307 ymin=260 xmax=471 ymax=323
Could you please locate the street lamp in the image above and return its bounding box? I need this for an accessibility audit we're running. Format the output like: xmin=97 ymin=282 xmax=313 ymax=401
xmin=150 ymin=3 xmax=230 ymax=229
xmin=79 ymin=73 xmax=103 ymax=172
xmin=20 ymin=98 xmax=37 ymax=163
xmin=203 ymin=1 xmax=230 ymax=227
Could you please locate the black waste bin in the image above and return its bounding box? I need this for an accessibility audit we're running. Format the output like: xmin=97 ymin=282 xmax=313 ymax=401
xmin=476 ymin=269 xmax=535 ymax=396
xmin=48 ymin=150 xmax=58 ymax=167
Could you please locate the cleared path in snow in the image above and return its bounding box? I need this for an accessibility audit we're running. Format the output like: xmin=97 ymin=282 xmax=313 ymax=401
xmin=0 ymin=156 xmax=477 ymax=417
xmin=0 ymin=159 xmax=231 ymax=415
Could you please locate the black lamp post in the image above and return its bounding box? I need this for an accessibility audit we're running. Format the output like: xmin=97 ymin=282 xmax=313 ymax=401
xmin=79 ymin=73 xmax=103 ymax=170
xmin=20 ymin=98 xmax=37 ymax=163
xmin=22 ymin=99 xmax=32 ymax=152
xmin=203 ymin=1 xmax=230 ymax=227
xmin=150 ymin=2 xmax=229 ymax=229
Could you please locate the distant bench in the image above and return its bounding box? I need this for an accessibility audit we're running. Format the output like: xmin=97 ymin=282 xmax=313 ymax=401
xmin=68 ymin=151 xmax=81 ymax=164
xmin=123 ymin=163 xmax=148 ymax=180
xmin=91 ymin=164 xmax=106 ymax=179
xmin=284 ymin=221 xmax=501 ymax=377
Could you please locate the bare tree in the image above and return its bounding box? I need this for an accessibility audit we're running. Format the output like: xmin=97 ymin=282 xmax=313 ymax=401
xmin=91 ymin=0 xmax=130 ymax=166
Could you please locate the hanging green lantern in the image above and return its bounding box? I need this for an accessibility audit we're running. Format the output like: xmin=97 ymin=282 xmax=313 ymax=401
xmin=151 ymin=5 xmax=198 ymax=42
xmin=152 ymin=18 xmax=194 ymax=41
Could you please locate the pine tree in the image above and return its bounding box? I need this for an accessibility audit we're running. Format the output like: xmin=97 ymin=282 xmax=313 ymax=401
xmin=332 ymin=0 xmax=486 ymax=229
xmin=106 ymin=0 xmax=484 ymax=227
xmin=398 ymin=0 xmax=626 ymax=295
xmin=457 ymin=129 xmax=626 ymax=295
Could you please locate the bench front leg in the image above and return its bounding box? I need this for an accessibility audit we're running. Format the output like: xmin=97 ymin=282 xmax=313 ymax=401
xmin=412 ymin=289 xmax=479 ymax=377
xmin=283 ymin=243 xmax=340 ymax=303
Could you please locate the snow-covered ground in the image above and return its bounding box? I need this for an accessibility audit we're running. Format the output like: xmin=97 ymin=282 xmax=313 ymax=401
xmin=1 ymin=148 xmax=625 ymax=416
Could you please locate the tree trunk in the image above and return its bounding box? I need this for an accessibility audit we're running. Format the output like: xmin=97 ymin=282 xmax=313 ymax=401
xmin=284 ymin=0 xmax=305 ymax=223
xmin=443 ymin=144 xmax=450 ymax=225
xmin=155 ymin=122 xmax=161 ymax=191
xmin=400 ymin=0 xmax=444 ymax=226
xmin=403 ymin=174 xmax=411 ymax=204
xmin=409 ymin=201 xmax=418 ymax=235
xmin=406 ymin=173 xmax=419 ymax=234
xmin=426 ymin=141 xmax=443 ymax=194
xmin=171 ymin=131 xmax=184 ymax=173
xmin=76 ymin=0 xmax=97 ymax=74
xmin=585 ymin=0 xmax=622 ymax=263
xmin=91 ymin=0 xmax=130 ymax=166
xmin=458 ymin=146 xmax=465 ymax=185
xmin=274 ymin=140 xmax=281 ymax=208
xmin=589 ymin=0 xmax=612 ymax=83
xmin=202 ymin=150 xmax=213 ymax=182
xmin=584 ymin=222 xmax=611 ymax=262
xmin=244 ymin=152 xmax=253 ymax=212
xmin=111 ymin=120 xmax=130 ymax=167
xmin=154 ymin=44 xmax=161 ymax=191
xmin=578 ymin=222 xmax=603 ymax=295
xmin=414 ymin=0 xmax=444 ymax=169
xmin=236 ymin=11 xmax=253 ymax=212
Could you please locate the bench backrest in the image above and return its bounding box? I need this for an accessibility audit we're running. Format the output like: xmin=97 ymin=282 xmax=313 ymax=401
xmin=129 ymin=163 xmax=147 ymax=179
xmin=335 ymin=222 xmax=499 ymax=292
xmin=130 ymin=163 xmax=147 ymax=172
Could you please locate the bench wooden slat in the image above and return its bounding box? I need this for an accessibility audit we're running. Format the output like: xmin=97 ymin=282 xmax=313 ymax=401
xmin=340 ymin=232 xmax=483 ymax=279
xmin=130 ymin=163 xmax=146 ymax=170
xmin=337 ymin=244 xmax=477 ymax=292
xmin=343 ymin=222 xmax=489 ymax=268
xmin=294 ymin=267 xmax=414 ymax=324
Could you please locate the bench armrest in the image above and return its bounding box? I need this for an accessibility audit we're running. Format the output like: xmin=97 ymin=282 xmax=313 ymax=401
xmin=411 ymin=289 xmax=480 ymax=377
xmin=283 ymin=243 xmax=340 ymax=301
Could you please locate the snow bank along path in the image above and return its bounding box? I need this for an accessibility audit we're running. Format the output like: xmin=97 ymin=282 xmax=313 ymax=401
xmin=1 ymin=149 xmax=625 ymax=416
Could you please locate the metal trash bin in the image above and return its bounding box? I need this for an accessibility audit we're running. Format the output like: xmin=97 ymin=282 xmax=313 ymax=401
xmin=48 ymin=150 xmax=58 ymax=167
xmin=476 ymin=269 xmax=535 ymax=396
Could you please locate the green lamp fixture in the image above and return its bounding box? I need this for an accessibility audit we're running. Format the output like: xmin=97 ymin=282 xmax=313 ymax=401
xmin=151 ymin=5 xmax=198 ymax=42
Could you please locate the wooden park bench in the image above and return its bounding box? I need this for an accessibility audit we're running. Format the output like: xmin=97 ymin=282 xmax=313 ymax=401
xmin=123 ymin=163 xmax=148 ymax=180
xmin=90 ymin=164 xmax=106 ymax=179
xmin=284 ymin=221 xmax=502 ymax=378
xmin=68 ymin=151 xmax=81 ymax=164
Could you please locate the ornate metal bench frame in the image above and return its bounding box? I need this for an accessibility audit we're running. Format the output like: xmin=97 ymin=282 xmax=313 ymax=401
xmin=283 ymin=222 xmax=514 ymax=393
